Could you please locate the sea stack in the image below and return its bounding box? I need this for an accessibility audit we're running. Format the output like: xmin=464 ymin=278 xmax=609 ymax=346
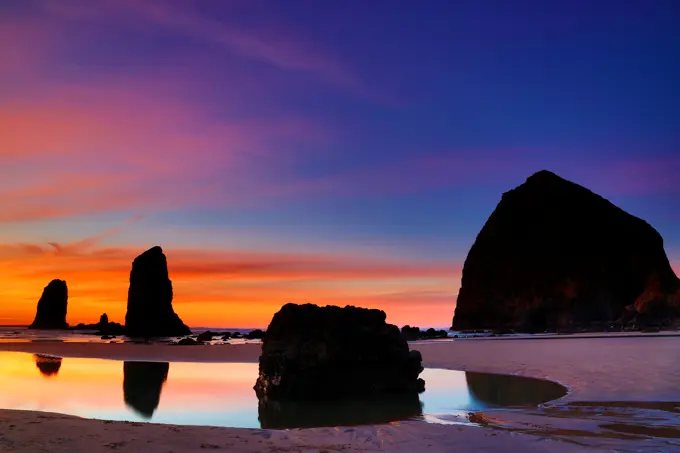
xmin=452 ymin=170 xmax=680 ymax=332
xmin=254 ymin=303 xmax=424 ymax=401
xmin=28 ymin=279 xmax=69 ymax=329
xmin=125 ymin=246 xmax=190 ymax=337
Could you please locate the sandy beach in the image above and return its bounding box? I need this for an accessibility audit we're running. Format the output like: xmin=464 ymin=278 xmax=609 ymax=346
xmin=1 ymin=336 xmax=678 ymax=452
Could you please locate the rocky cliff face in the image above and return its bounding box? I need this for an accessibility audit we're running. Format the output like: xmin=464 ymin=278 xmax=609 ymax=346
xmin=452 ymin=170 xmax=680 ymax=332
xmin=255 ymin=303 xmax=424 ymax=401
xmin=28 ymin=279 xmax=69 ymax=329
xmin=125 ymin=246 xmax=190 ymax=337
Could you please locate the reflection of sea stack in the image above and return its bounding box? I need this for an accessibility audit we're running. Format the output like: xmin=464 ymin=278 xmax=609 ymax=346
xmin=464 ymin=372 xmax=566 ymax=407
xmin=453 ymin=170 xmax=680 ymax=332
xmin=28 ymin=279 xmax=69 ymax=329
xmin=34 ymin=354 xmax=63 ymax=378
xmin=258 ymin=393 xmax=423 ymax=429
xmin=125 ymin=246 xmax=191 ymax=337
xmin=123 ymin=361 xmax=169 ymax=418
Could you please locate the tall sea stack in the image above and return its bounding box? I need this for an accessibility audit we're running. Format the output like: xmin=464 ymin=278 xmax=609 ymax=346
xmin=452 ymin=170 xmax=680 ymax=332
xmin=28 ymin=279 xmax=69 ymax=329
xmin=125 ymin=246 xmax=190 ymax=337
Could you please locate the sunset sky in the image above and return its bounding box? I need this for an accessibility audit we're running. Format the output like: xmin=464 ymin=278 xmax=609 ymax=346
xmin=1 ymin=0 xmax=679 ymax=328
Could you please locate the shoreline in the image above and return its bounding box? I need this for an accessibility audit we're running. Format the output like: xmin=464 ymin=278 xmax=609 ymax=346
xmin=1 ymin=337 xmax=679 ymax=452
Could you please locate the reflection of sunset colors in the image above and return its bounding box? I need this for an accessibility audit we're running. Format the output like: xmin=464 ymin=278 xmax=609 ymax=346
xmin=0 ymin=352 xmax=525 ymax=428
xmin=1 ymin=1 xmax=679 ymax=328
xmin=0 ymin=352 xmax=259 ymax=425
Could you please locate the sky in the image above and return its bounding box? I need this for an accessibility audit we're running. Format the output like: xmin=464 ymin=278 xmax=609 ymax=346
xmin=1 ymin=0 xmax=679 ymax=328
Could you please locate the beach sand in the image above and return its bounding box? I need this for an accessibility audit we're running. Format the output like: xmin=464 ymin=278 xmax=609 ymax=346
xmin=1 ymin=336 xmax=678 ymax=452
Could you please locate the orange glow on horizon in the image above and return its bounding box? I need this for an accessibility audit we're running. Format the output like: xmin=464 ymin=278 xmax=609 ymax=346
xmin=0 ymin=243 xmax=459 ymax=328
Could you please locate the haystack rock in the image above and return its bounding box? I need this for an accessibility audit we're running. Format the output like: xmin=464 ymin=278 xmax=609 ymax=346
xmin=254 ymin=303 xmax=424 ymax=401
xmin=125 ymin=246 xmax=190 ymax=337
xmin=28 ymin=279 xmax=69 ymax=329
xmin=452 ymin=170 xmax=680 ymax=332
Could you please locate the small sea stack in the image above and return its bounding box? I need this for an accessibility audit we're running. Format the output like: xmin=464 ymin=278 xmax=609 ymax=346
xmin=254 ymin=303 xmax=424 ymax=401
xmin=28 ymin=279 xmax=69 ymax=330
xmin=125 ymin=246 xmax=191 ymax=337
xmin=452 ymin=170 xmax=680 ymax=332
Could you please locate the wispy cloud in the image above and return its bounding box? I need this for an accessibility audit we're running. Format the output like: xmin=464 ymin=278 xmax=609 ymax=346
xmin=40 ymin=0 xmax=367 ymax=95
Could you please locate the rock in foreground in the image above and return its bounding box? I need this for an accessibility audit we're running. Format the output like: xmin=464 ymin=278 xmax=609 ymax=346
xmin=254 ymin=303 xmax=424 ymax=401
xmin=125 ymin=246 xmax=191 ymax=337
xmin=452 ymin=170 xmax=680 ymax=332
xmin=28 ymin=279 xmax=69 ymax=329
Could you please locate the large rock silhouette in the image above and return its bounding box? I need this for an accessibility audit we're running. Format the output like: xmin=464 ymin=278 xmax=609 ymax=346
xmin=28 ymin=279 xmax=69 ymax=329
xmin=125 ymin=246 xmax=190 ymax=337
xmin=452 ymin=170 xmax=680 ymax=332
xmin=254 ymin=303 xmax=424 ymax=401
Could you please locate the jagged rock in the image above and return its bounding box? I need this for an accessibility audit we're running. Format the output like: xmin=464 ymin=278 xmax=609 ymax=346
xmin=196 ymin=331 xmax=214 ymax=342
xmin=452 ymin=170 xmax=680 ymax=332
xmin=176 ymin=338 xmax=201 ymax=345
xmin=28 ymin=280 xmax=69 ymax=329
xmin=125 ymin=246 xmax=191 ymax=337
xmin=401 ymin=325 xmax=421 ymax=341
xmin=245 ymin=329 xmax=265 ymax=340
xmin=254 ymin=303 xmax=425 ymax=401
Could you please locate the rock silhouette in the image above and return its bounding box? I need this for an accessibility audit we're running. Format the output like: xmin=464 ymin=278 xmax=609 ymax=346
xmin=254 ymin=303 xmax=424 ymax=401
xmin=452 ymin=170 xmax=680 ymax=332
xmin=465 ymin=372 xmax=566 ymax=407
xmin=28 ymin=279 xmax=69 ymax=329
xmin=71 ymin=312 xmax=125 ymax=335
xmin=34 ymin=354 xmax=62 ymax=378
xmin=123 ymin=361 xmax=169 ymax=418
xmin=125 ymin=246 xmax=190 ymax=337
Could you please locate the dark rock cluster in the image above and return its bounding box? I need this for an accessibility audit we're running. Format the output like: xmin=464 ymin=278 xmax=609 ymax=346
xmin=28 ymin=279 xmax=69 ymax=330
xmin=400 ymin=325 xmax=448 ymax=341
xmin=254 ymin=303 xmax=424 ymax=401
xmin=452 ymin=170 xmax=680 ymax=332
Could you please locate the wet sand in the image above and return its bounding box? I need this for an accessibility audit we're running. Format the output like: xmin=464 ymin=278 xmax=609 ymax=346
xmin=1 ymin=337 xmax=678 ymax=452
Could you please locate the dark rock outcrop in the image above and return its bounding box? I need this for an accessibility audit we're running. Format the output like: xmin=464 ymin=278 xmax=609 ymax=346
xmin=34 ymin=354 xmax=62 ymax=378
xmin=123 ymin=361 xmax=169 ymax=418
xmin=125 ymin=246 xmax=190 ymax=337
xmin=254 ymin=303 xmax=424 ymax=401
xmin=71 ymin=313 xmax=125 ymax=335
xmin=246 ymin=329 xmax=265 ymax=340
xmin=401 ymin=325 xmax=448 ymax=341
xmin=452 ymin=170 xmax=680 ymax=332
xmin=196 ymin=331 xmax=214 ymax=342
xmin=28 ymin=280 xmax=69 ymax=329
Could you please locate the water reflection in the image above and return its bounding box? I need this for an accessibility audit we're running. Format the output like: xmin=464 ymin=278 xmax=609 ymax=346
xmin=465 ymin=371 xmax=567 ymax=407
xmin=33 ymin=354 xmax=62 ymax=378
xmin=123 ymin=361 xmax=169 ymax=418
xmin=258 ymin=393 xmax=423 ymax=429
xmin=0 ymin=352 xmax=567 ymax=428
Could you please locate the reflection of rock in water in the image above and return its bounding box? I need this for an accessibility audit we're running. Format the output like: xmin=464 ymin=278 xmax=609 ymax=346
xmin=123 ymin=361 xmax=169 ymax=418
xmin=34 ymin=354 xmax=62 ymax=378
xmin=465 ymin=371 xmax=566 ymax=408
xmin=257 ymin=393 xmax=423 ymax=429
